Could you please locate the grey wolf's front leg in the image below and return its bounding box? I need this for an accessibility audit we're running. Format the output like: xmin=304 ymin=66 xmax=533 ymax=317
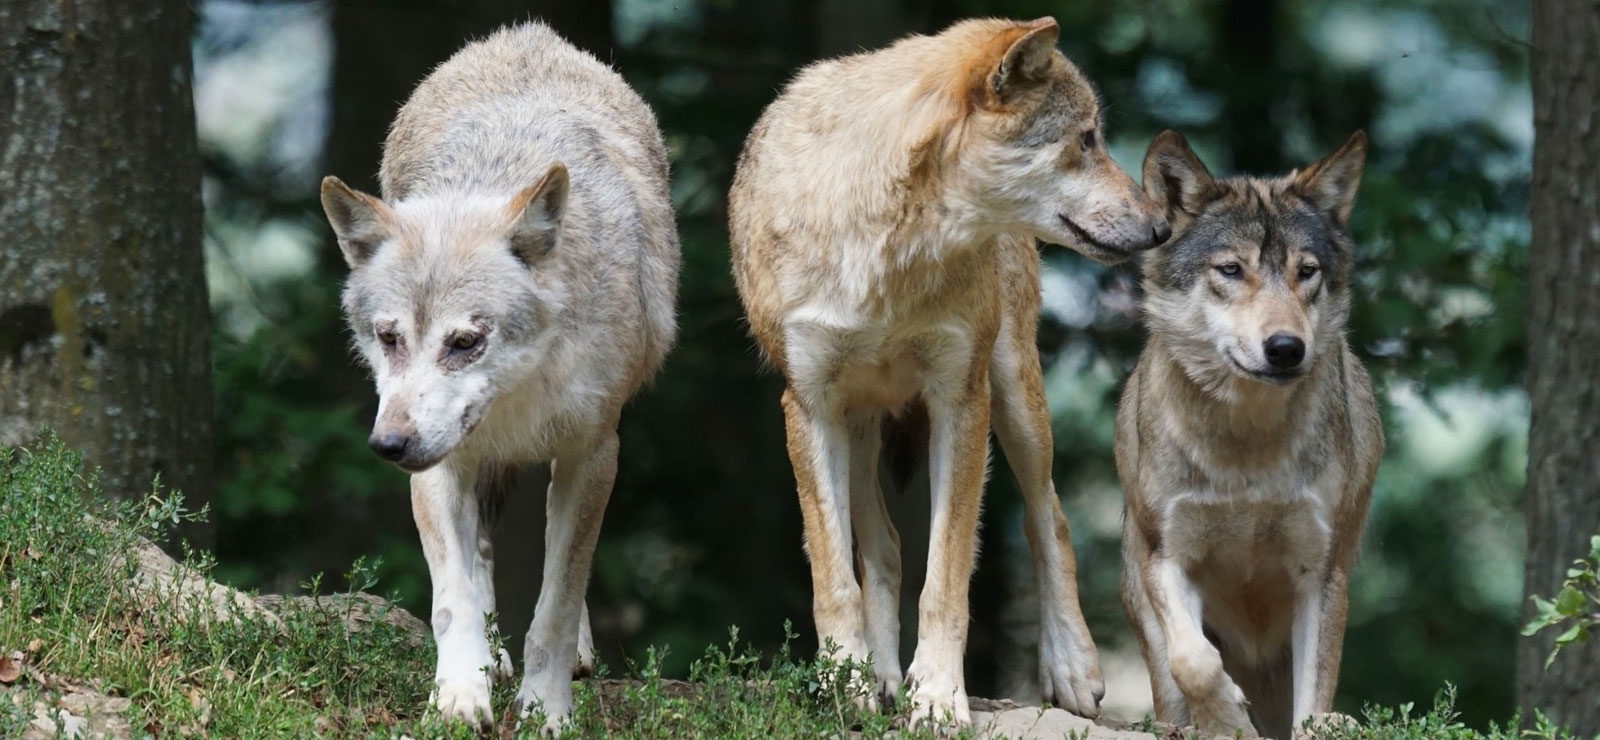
xmin=517 ymin=430 xmax=619 ymax=734
xmin=990 ymin=323 xmax=1103 ymax=717
xmin=1144 ymin=556 xmax=1256 ymax=737
xmin=906 ymin=373 xmax=991 ymax=729
xmin=413 ymin=462 xmax=500 ymax=729
xmin=1292 ymin=567 xmax=1350 ymax=736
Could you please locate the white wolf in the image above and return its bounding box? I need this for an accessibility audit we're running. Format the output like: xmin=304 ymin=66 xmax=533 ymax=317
xmin=318 ymin=22 xmax=680 ymax=733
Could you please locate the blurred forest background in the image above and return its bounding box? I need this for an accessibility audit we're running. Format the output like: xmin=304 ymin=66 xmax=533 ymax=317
xmin=3 ymin=0 xmax=1547 ymax=728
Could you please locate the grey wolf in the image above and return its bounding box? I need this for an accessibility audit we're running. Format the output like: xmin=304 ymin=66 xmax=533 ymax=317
xmin=728 ymin=16 xmax=1169 ymax=727
xmin=1116 ymin=130 xmax=1381 ymax=739
xmin=318 ymin=22 xmax=679 ymax=733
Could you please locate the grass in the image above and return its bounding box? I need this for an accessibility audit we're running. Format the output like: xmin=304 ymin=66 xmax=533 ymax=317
xmin=0 ymin=432 xmax=1590 ymax=739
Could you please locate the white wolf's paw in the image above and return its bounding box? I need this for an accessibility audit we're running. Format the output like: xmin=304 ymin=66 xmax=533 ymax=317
xmin=873 ymin=666 xmax=904 ymax=709
xmin=430 ymin=675 xmax=495 ymax=731
xmin=575 ymin=612 xmax=597 ymax=678
xmin=494 ymin=647 xmax=515 ymax=683
xmin=1038 ymin=626 xmax=1104 ymax=719
xmin=1295 ymin=711 xmax=1359 ymax=740
xmin=905 ymin=677 xmax=970 ymax=734
xmin=516 ymin=684 xmax=574 ymax=738
xmin=1189 ymin=682 xmax=1257 ymax=739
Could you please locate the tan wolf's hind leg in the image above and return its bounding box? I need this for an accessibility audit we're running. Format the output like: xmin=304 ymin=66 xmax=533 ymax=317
xmin=990 ymin=308 xmax=1103 ymax=718
xmin=848 ymin=409 xmax=904 ymax=702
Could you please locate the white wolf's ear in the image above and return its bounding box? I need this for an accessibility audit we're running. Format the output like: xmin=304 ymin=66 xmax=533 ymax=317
xmin=1292 ymin=131 xmax=1367 ymax=226
xmin=507 ymin=163 xmax=569 ymax=266
xmin=980 ymin=17 xmax=1059 ymax=104
xmin=1142 ymin=130 xmax=1218 ymax=228
xmin=320 ymin=176 xmax=395 ymax=269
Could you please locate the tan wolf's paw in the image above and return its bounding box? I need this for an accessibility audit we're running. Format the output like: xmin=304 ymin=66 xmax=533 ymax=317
xmin=430 ymin=676 xmax=495 ymax=731
xmin=907 ymin=683 xmax=970 ymax=734
xmin=1038 ymin=630 xmax=1104 ymax=719
xmin=1295 ymin=711 xmax=1359 ymax=740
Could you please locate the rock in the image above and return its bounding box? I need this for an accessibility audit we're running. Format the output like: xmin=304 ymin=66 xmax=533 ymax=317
xmin=255 ymin=593 xmax=429 ymax=647
xmin=126 ymin=537 xmax=279 ymax=627
xmin=972 ymin=705 xmax=1159 ymax=740
xmin=3 ymin=685 xmax=134 ymax=740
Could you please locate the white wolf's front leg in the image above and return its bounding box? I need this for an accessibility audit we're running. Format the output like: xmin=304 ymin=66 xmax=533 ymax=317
xmin=906 ymin=374 xmax=991 ymax=730
xmin=517 ymin=430 xmax=619 ymax=735
xmin=412 ymin=462 xmax=500 ymax=729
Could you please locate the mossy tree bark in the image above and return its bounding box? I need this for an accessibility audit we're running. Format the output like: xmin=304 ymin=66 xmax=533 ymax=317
xmin=1518 ymin=0 xmax=1600 ymax=732
xmin=0 ymin=1 xmax=213 ymax=544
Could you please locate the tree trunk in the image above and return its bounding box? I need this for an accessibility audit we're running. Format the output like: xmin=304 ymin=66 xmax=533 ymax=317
xmin=0 ymin=0 xmax=214 ymax=543
xmin=1518 ymin=0 xmax=1600 ymax=732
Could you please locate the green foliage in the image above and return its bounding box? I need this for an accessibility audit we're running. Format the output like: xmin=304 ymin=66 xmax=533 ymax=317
xmin=1522 ymin=535 xmax=1600 ymax=668
xmin=1301 ymin=686 xmax=1581 ymax=740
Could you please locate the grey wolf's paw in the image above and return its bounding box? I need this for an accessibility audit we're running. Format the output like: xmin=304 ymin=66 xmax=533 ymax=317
xmin=873 ymin=667 xmax=904 ymax=709
xmin=1296 ymin=711 xmax=1359 ymax=740
xmin=575 ymin=612 xmax=597 ymax=678
xmin=430 ymin=676 xmax=495 ymax=730
xmin=1038 ymin=629 xmax=1104 ymax=719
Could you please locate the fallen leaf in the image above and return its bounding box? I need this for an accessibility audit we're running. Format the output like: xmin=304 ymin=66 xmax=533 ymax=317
xmin=0 ymin=653 xmax=22 ymax=683
xmin=25 ymin=639 xmax=42 ymax=654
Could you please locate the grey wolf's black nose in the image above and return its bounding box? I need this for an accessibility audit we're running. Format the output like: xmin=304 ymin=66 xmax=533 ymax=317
xmin=1151 ymin=221 xmax=1171 ymax=245
xmin=1264 ymin=334 xmax=1306 ymax=369
xmin=368 ymin=433 xmax=411 ymax=462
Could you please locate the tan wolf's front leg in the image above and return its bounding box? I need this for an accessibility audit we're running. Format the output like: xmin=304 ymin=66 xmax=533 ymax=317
xmin=1143 ymin=557 xmax=1256 ymax=737
xmin=847 ymin=408 xmax=904 ymax=701
xmin=1292 ymin=568 xmax=1352 ymax=738
xmin=783 ymin=389 xmax=875 ymax=705
xmin=413 ymin=462 xmax=500 ymax=730
xmin=907 ymin=372 xmax=991 ymax=729
xmin=516 ymin=430 xmax=619 ymax=735
xmin=990 ymin=318 xmax=1103 ymax=718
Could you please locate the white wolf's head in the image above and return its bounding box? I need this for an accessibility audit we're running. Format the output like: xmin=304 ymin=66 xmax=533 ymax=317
xmin=319 ymin=165 xmax=569 ymax=471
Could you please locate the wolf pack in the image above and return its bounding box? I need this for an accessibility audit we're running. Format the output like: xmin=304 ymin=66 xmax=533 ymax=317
xmin=318 ymin=16 xmax=1382 ymax=740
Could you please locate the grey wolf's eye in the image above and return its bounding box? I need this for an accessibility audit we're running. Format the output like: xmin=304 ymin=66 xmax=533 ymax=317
xmin=377 ymin=330 xmax=398 ymax=347
xmin=1216 ymin=262 xmax=1242 ymax=278
xmin=449 ymin=333 xmax=483 ymax=352
xmin=1080 ymin=129 xmax=1097 ymax=151
xmin=1298 ymin=264 xmax=1319 ymax=280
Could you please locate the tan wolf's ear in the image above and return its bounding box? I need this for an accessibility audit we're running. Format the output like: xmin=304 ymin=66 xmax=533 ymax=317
xmin=320 ymin=176 xmax=395 ymax=269
xmin=507 ymin=162 xmax=569 ymax=266
xmin=1292 ymin=130 xmax=1367 ymax=226
xmin=1142 ymin=130 xmax=1218 ymax=228
xmin=976 ymin=17 xmax=1059 ymax=106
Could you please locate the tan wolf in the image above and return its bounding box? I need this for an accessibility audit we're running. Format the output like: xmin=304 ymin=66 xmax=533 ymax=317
xmin=1116 ymin=130 xmax=1381 ymax=739
xmin=318 ymin=22 xmax=680 ymax=733
xmin=729 ymin=16 xmax=1170 ymax=726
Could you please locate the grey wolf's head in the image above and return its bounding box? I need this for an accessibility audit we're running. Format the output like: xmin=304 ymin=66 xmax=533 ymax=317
xmin=319 ymin=164 xmax=570 ymax=471
xmin=1138 ymin=130 xmax=1367 ymax=388
xmin=937 ymin=17 xmax=1169 ymax=263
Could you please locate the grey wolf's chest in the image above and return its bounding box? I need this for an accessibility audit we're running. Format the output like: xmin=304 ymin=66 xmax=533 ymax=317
xmin=1159 ymin=472 xmax=1337 ymax=575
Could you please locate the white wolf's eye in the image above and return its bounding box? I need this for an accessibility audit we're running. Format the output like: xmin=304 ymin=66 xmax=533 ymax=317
xmin=449 ymin=333 xmax=482 ymax=352
xmin=1216 ymin=262 xmax=1242 ymax=278
xmin=376 ymin=330 xmax=399 ymax=347
xmin=1298 ymin=263 xmax=1319 ymax=280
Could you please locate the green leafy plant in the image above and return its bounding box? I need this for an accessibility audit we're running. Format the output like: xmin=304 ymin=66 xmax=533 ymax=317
xmin=1523 ymin=534 xmax=1600 ymax=668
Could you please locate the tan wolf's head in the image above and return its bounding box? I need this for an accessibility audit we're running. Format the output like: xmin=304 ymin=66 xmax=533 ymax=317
xmin=319 ymin=166 xmax=570 ymax=471
xmin=931 ymin=17 xmax=1169 ymax=262
xmin=1138 ymin=130 xmax=1367 ymax=389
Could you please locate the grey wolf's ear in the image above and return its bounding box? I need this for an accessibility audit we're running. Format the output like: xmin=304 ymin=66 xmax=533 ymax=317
xmin=1292 ymin=131 xmax=1366 ymax=226
xmin=981 ymin=18 xmax=1059 ymax=104
xmin=507 ymin=163 xmax=569 ymax=266
xmin=320 ymin=176 xmax=394 ymax=269
xmin=1142 ymin=130 xmax=1218 ymax=227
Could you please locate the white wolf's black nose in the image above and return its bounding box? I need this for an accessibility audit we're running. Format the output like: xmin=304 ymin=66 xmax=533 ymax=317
xmin=1264 ymin=334 xmax=1306 ymax=369
xmin=368 ymin=433 xmax=411 ymax=462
